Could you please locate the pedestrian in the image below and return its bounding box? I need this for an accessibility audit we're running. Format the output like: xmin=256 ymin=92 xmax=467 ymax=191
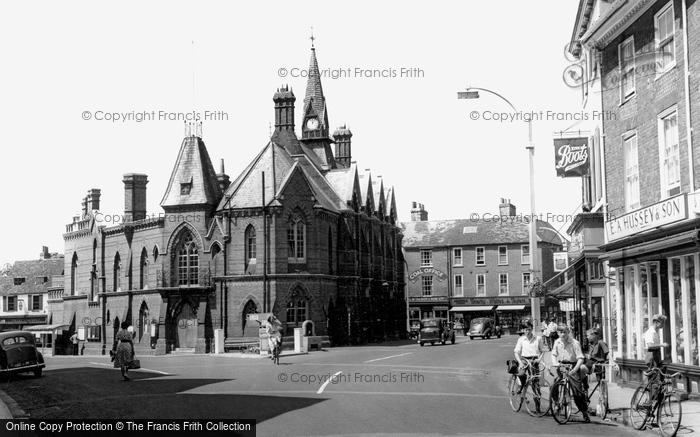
xmin=548 ymin=318 xmax=558 ymax=350
xmin=552 ymin=323 xmax=591 ymax=423
xmin=643 ymin=314 xmax=668 ymax=401
xmin=113 ymin=321 xmax=134 ymax=381
xmin=541 ymin=318 xmax=550 ymax=349
xmin=70 ymin=332 xmax=79 ymax=355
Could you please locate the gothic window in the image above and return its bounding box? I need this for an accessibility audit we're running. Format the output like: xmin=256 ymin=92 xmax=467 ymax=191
xmin=287 ymin=216 xmax=306 ymax=263
xmin=178 ymin=233 xmax=199 ymax=286
xmin=140 ymin=248 xmax=149 ymax=290
xmin=71 ymin=252 xmax=78 ymax=296
xmin=246 ymin=225 xmax=257 ymax=264
xmin=113 ymin=253 xmax=121 ymax=292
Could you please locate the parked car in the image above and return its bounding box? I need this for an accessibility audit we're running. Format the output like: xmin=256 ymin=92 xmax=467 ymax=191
xmin=418 ymin=318 xmax=455 ymax=346
xmin=0 ymin=331 xmax=45 ymax=378
xmin=468 ymin=317 xmax=502 ymax=340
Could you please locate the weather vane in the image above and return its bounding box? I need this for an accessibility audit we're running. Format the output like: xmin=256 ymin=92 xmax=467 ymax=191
xmin=310 ymin=27 xmax=315 ymax=48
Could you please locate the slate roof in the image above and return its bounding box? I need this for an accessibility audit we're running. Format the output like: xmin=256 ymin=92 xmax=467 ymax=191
xmin=161 ymin=136 xmax=223 ymax=208
xmin=401 ymin=219 xmax=564 ymax=248
xmin=0 ymin=258 xmax=64 ymax=296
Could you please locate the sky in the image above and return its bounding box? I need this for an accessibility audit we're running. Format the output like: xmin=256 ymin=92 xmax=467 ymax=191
xmin=0 ymin=0 xmax=590 ymax=268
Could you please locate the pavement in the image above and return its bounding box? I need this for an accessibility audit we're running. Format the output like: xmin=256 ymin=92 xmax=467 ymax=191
xmin=1 ymin=347 xmax=698 ymax=435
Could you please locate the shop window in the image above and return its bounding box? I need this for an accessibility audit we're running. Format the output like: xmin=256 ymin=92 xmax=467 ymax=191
xmin=669 ymin=255 xmax=699 ymax=365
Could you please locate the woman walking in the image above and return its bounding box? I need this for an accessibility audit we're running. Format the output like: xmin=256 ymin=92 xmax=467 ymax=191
xmin=113 ymin=321 xmax=134 ymax=381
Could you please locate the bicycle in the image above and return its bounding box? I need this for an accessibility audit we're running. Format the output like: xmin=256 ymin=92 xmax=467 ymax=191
xmin=507 ymin=358 xmax=552 ymax=417
xmin=586 ymin=363 xmax=611 ymax=420
xmin=269 ymin=338 xmax=280 ymax=365
xmin=549 ymin=363 xmax=591 ymax=424
xmin=629 ymin=366 xmax=682 ymax=437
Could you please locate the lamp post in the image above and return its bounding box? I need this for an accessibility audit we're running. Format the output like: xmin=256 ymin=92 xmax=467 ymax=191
xmin=458 ymin=87 xmax=540 ymax=324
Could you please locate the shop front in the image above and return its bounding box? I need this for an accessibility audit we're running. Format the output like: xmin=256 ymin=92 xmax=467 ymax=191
xmin=450 ymin=297 xmax=533 ymax=335
xmin=408 ymin=297 xmax=449 ymax=332
xmin=0 ymin=315 xmax=48 ymax=332
xmin=601 ymin=195 xmax=700 ymax=394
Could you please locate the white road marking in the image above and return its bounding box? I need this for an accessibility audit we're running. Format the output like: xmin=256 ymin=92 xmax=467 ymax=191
xmin=364 ymin=353 xmax=412 ymax=363
xmin=90 ymin=362 xmax=170 ymax=375
xmin=316 ymin=371 xmax=343 ymax=394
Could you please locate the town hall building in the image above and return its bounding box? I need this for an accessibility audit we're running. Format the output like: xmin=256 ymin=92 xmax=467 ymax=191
xmin=51 ymin=45 xmax=406 ymax=355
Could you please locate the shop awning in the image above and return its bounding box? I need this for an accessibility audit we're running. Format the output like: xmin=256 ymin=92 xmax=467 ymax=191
xmin=449 ymin=306 xmax=496 ymax=312
xmin=24 ymin=324 xmax=69 ymax=334
xmin=495 ymin=305 xmax=526 ymax=311
xmin=550 ymin=278 xmax=574 ymax=299
xmin=600 ymin=230 xmax=698 ymax=263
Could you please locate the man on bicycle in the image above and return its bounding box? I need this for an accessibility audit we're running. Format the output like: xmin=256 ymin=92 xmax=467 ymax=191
xmin=551 ymin=323 xmax=591 ymax=423
xmin=514 ymin=319 xmax=547 ymax=393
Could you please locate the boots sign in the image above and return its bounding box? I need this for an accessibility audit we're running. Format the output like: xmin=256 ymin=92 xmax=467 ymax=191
xmin=554 ymin=137 xmax=589 ymax=177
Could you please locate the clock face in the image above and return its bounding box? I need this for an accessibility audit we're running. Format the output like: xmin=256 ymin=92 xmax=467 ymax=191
xmin=306 ymin=118 xmax=319 ymax=130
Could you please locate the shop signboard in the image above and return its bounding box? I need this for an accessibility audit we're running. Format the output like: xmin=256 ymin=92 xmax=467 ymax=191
xmin=606 ymin=194 xmax=687 ymax=242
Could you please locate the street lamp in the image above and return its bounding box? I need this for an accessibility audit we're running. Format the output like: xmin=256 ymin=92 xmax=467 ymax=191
xmin=458 ymin=87 xmax=540 ymax=324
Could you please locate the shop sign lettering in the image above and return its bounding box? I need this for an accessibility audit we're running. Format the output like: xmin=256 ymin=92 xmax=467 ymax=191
xmin=409 ymin=267 xmax=446 ymax=282
xmin=606 ymin=194 xmax=687 ymax=242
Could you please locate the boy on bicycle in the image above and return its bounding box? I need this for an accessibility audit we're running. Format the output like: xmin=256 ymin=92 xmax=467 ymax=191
xmin=643 ymin=314 xmax=669 ymax=402
xmin=514 ymin=319 xmax=547 ymax=392
xmin=551 ymin=323 xmax=591 ymax=423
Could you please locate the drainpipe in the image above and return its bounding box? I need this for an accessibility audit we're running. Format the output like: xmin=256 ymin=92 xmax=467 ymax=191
xmin=683 ymin=0 xmax=695 ymax=192
xmin=262 ymin=171 xmax=267 ymax=313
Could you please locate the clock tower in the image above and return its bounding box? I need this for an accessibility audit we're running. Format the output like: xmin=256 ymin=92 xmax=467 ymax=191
xmin=300 ymin=45 xmax=336 ymax=169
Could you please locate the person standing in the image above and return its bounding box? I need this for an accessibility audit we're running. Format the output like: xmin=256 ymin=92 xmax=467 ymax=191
xmin=113 ymin=321 xmax=134 ymax=381
xmin=548 ymin=319 xmax=558 ymax=350
xmin=644 ymin=314 xmax=668 ymax=369
xmin=70 ymin=332 xmax=79 ymax=356
xmin=551 ymin=323 xmax=590 ymax=423
xmin=541 ymin=319 xmax=550 ymax=350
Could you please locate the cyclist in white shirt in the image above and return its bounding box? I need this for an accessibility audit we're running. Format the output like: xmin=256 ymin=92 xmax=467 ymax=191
xmin=514 ymin=319 xmax=547 ymax=392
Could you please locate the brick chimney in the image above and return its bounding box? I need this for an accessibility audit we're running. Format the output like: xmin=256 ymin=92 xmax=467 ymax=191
xmin=123 ymin=173 xmax=148 ymax=222
xmin=499 ymin=198 xmax=516 ymax=216
xmin=40 ymin=246 xmax=50 ymax=260
xmin=410 ymin=202 xmax=428 ymax=222
xmin=86 ymin=188 xmax=101 ymax=212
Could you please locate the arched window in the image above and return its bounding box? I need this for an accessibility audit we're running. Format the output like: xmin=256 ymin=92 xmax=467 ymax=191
xmin=245 ymin=225 xmax=257 ymax=265
xmin=287 ymin=217 xmax=306 ymax=263
xmin=113 ymin=253 xmax=121 ymax=292
xmin=178 ymin=233 xmax=199 ymax=286
xmin=286 ymin=299 xmax=307 ymax=324
xmin=140 ymin=248 xmax=149 ymax=290
xmin=71 ymin=253 xmax=78 ymax=296
xmin=91 ymin=240 xmax=97 ymax=300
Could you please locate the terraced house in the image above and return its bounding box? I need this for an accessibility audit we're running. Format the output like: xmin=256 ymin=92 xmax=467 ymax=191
xmin=51 ymin=45 xmax=405 ymax=355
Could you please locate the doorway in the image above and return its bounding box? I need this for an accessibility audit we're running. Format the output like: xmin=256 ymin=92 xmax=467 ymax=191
xmin=176 ymin=303 xmax=198 ymax=348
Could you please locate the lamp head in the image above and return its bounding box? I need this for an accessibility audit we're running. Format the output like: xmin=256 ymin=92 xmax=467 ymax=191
xmin=457 ymin=90 xmax=480 ymax=99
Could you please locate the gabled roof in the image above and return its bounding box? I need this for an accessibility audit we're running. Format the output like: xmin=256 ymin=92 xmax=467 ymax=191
xmin=358 ymin=169 xmax=375 ymax=215
xmin=0 ymin=258 xmax=64 ymax=296
xmin=401 ymin=219 xmax=564 ymax=248
xmin=326 ymin=163 xmax=359 ymax=210
xmin=161 ymin=135 xmax=222 ymax=208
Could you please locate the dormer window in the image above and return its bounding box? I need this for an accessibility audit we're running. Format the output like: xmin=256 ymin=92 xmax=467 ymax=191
xmin=180 ymin=182 xmax=192 ymax=195
xmin=35 ymin=276 xmax=48 ymax=285
xmin=13 ymin=278 xmax=25 ymax=286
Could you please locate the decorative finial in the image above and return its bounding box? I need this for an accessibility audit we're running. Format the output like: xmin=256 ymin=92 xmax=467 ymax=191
xmin=310 ymin=27 xmax=315 ymax=48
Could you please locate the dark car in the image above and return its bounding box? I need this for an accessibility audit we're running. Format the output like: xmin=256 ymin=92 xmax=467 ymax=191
xmin=468 ymin=317 xmax=502 ymax=340
xmin=418 ymin=318 xmax=455 ymax=346
xmin=0 ymin=331 xmax=45 ymax=378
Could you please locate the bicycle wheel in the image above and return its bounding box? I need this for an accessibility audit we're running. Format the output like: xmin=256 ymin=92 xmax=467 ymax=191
xmin=508 ymin=375 xmax=523 ymax=412
xmin=550 ymin=381 xmax=572 ymax=424
xmin=525 ymin=376 xmax=551 ymax=417
xmin=596 ymin=380 xmax=609 ymax=421
xmin=658 ymin=393 xmax=682 ymax=437
xmin=629 ymin=385 xmax=652 ymax=430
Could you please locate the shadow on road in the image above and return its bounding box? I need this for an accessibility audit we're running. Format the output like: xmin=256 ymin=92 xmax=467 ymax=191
xmin=2 ymin=367 xmax=326 ymax=422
